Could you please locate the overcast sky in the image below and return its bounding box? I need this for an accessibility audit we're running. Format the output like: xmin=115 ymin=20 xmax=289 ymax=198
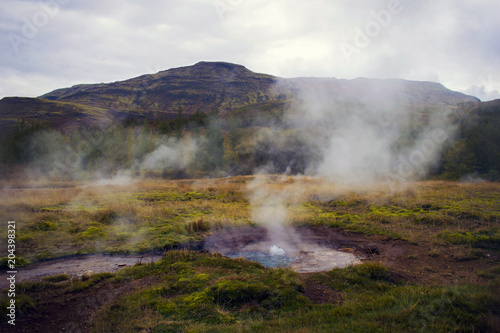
xmin=1 ymin=0 xmax=499 ymax=101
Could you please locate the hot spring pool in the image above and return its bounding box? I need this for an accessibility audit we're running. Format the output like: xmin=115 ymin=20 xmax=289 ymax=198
xmin=224 ymin=243 xmax=361 ymax=273
xmin=226 ymin=249 xmax=297 ymax=268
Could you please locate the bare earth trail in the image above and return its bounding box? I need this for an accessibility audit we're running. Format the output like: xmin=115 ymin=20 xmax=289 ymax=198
xmin=0 ymin=253 xmax=163 ymax=289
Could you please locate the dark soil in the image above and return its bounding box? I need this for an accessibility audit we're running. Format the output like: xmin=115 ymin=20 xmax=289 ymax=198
xmin=5 ymin=277 xmax=160 ymax=333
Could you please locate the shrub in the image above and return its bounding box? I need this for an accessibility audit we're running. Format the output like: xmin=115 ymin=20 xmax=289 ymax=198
xmin=95 ymin=209 xmax=118 ymax=225
xmin=187 ymin=218 xmax=210 ymax=233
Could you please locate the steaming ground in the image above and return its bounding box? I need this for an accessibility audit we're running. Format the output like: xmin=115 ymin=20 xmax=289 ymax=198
xmin=203 ymin=226 xmax=362 ymax=273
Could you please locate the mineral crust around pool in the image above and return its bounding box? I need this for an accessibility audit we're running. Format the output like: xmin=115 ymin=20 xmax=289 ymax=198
xmin=289 ymin=243 xmax=362 ymax=273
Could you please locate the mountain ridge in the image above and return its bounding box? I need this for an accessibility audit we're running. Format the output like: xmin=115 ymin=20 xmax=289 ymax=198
xmin=0 ymin=61 xmax=484 ymax=129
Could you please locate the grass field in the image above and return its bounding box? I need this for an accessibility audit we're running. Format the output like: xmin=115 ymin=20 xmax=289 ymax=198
xmin=1 ymin=177 xmax=498 ymax=262
xmin=0 ymin=177 xmax=499 ymax=331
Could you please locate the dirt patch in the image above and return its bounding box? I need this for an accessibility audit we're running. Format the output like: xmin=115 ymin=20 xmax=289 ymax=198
xmin=4 ymin=276 xmax=160 ymax=333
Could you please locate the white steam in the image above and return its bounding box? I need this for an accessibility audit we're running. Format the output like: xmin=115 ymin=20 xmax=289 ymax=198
xmin=247 ymin=175 xmax=288 ymax=244
xmin=141 ymin=138 xmax=198 ymax=171
xmin=248 ymin=78 xmax=457 ymax=248
xmin=280 ymin=78 xmax=456 ymax=187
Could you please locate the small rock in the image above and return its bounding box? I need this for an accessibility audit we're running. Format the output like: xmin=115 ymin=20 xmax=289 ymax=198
xmin=339 ymin=248 xmax=354 ymax=253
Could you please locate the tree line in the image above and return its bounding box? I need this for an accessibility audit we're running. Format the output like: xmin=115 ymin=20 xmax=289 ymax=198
xmin=0 ymin=104 xmax=498 ymax=181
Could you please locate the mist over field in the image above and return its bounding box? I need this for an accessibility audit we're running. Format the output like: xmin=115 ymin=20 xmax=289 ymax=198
xmin=244 ymin=80 xmax=454 ymax=245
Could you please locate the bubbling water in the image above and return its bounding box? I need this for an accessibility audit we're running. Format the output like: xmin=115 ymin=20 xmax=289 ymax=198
xmin=226 ymin=250 xmax=297 ymax=268
xmin=269 ymin=245 xmax=286 ymax=256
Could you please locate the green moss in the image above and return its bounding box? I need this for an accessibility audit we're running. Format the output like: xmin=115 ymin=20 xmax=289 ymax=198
xmin=163 ymin=271 xmax=211 ymax=294
xmin=305 ymin=209 xmax=403 ymax=239
xmin=310 ymin=211 xmax=362 ymax=227
xmin=438 ymin=230 xmax=500 ymax=249
xmin=95 ymin=251 xmax=307 ymax=327
xmin=78 ymin=226 xmax=107 ymax=240
xmin=0 ymin=293 xmax=35 ymax=318
xmin=209 ymin=280 xmax=272 ymax=308
xmin=87 ymin=252 xmax=500 ymax=332
xmin=369 ymin=205 xmax=416 ymax=218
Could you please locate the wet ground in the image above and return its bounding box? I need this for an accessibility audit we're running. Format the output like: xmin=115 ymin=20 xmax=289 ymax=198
xmin=0 ymin=253 xmax=162 ymax=289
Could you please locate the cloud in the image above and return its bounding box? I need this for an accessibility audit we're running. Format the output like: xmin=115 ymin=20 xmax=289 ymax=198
xmin=0 ymin=0 xmax=499 ymax=100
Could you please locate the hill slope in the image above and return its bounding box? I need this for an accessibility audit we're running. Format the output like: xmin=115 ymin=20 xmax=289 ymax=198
xmin=40 ymin=62 xmax=279 ymax=117
xmin=0 ymin=97 xmax=113 ymax=130
xmin=0 ymin=61 xmax=481 ymax=129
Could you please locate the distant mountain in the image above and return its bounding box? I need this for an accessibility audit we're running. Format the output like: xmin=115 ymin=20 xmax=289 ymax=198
xmin=0 ymin=61 xmax=482 ymax=129
xmin=40 ymin=62 xmax=279 ymax=118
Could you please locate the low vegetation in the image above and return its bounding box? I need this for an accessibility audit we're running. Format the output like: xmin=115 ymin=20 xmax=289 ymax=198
xmin=1 ymin=251 xmax=498 ymax=332
xmin=0 ymin=177 xmax=499 ymax=331
xmin=0 ymin=178 xmax=498 ymax=262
